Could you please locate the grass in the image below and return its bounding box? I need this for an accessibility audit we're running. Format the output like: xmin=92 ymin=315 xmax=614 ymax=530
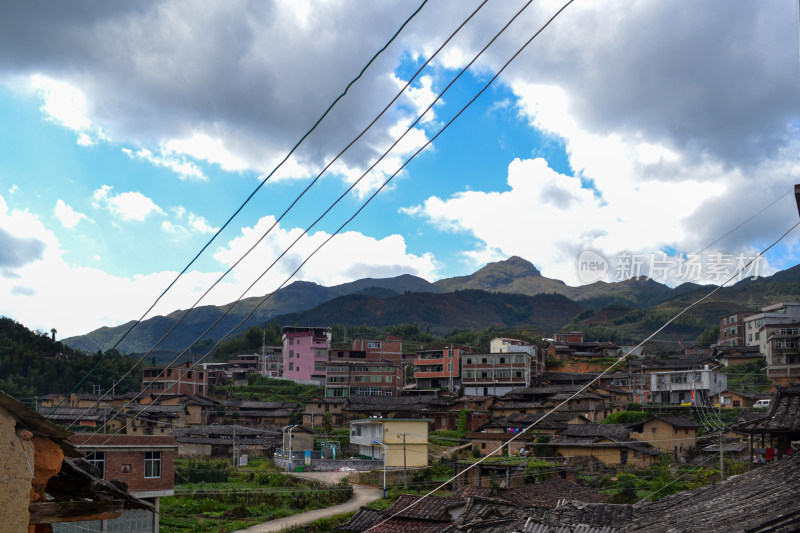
xmin=161 ymin=459 xmax=354 ymax=533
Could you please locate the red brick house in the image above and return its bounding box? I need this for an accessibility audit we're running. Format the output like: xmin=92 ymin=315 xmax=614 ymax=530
xmin=65 ymin=434 xmax=177 ymax=532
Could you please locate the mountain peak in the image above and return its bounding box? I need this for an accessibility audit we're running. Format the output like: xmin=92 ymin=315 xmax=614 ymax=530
xmin=491 ymin=256 xmax=542 ymax=277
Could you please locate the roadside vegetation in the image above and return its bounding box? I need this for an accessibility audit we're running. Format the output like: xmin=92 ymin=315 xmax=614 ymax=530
xmin=161 ymin=457 xmax=353 ymax=533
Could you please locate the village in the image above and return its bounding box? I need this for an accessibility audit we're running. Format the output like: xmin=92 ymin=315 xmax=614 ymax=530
xmin=2 ymin=300 xmax=798 ymax=532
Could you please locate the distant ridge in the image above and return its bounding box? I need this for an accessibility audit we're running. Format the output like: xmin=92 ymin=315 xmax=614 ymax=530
xmin=63 ymin=256 xmax=800 ymax=354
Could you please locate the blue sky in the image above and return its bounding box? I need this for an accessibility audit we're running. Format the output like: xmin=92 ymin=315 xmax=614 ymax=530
xmin=1 ymin=0 xmax=799 ymax=338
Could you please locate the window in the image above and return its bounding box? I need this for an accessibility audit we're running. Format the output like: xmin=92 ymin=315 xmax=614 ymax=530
xmin=289 ymin=362 xmax=294 ymax=371
xmin=289 ymin=338 xmax=294 ymax=345
xmin=755 ymin=332 xmax=760 ymax=341
xmin=367 ymin=341 xmax=382 ymax=349
xmin=121 ymin=464 xmax=132 ymax=473
xmin=86 ymin=451 xmax=105 ymax=479
xmin=144 ymin=451 xmax=161 ymax=478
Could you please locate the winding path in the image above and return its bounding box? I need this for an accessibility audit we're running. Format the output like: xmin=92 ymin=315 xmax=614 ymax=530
xmin=233 ymin=471 xmax=382 ymax=533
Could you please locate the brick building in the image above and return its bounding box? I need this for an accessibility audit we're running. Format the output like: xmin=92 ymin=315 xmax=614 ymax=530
xmin=325 ymin=361 xmax=404 ymax=398
xmin=63 ymin=434 xmax=177 ymax=533
xmin=141 ymin=361 xmax=208 ymax=395
xmin=350 ymin=334 xmax=410 ymax=362
xmin=413 ymin=344 xmax=474 ymax=391
xmin=718 ymin=311 xmax=750 ymax=347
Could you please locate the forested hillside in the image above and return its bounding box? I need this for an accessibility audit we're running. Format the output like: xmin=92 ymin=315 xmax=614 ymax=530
xmin=0 ymin=317 xmax=143 ymax=398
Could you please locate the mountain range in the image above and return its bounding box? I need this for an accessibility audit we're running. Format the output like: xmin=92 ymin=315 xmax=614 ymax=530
xmin=63 ymin=256 xmax=800 ymax=354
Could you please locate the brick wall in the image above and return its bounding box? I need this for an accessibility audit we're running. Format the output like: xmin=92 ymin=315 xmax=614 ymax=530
xmin=103 ymin=449 xmax=175 ymax=492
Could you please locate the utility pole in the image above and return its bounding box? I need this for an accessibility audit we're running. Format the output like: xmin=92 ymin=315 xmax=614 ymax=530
xmin=719 ymin=402 xmax=725 ymax=480
xmin=397 ymin=433 xmax=409 ymax=488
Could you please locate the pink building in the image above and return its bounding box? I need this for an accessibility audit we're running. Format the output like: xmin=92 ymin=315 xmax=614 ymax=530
xmin=282 ymin=326 xmax=331 ymax=384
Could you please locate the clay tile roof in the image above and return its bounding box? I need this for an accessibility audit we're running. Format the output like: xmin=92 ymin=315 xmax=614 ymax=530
xmin=735 ymin=386 xmax=800 ymax=434
xmin=558 ymin=424 xmax=632 ymax=440
xmin=499 ymin=478 xmax=609 ymax=507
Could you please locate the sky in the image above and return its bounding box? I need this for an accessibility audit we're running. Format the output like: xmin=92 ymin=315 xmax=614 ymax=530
xmin=1 ymin=0 xmax=800 ymax=339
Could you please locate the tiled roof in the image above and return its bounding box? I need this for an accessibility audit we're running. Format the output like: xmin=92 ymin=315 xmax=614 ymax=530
xmin=735 ymin=386 xmax=800 ymax=434
xmin=68 ymin=433 xmax=177 ymax=447
xmin=645 ymin=415 xmax=701 ymax=429
xmin=558 ymin=424 xmax=632 ymax=441
xmin=346 ymin=396 xmax=452 ymax=411
xmin=386 ymin=495 xmax=463 ymax=521
xmin=498 ymin=478 xmax=608 ymax=507
xmin=625 ymin=450 xmax=800 ymax=532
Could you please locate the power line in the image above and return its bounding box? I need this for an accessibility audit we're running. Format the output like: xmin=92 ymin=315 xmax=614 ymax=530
xmin=367 ymin=217 xmax=800 ymax=531
xmin=61 ymin=0 xmax=492 ymax=430
xmin=84 ymin=0 xmax=553 ymax=442
xmin=49 ymin=0 xmax=430 ymax=417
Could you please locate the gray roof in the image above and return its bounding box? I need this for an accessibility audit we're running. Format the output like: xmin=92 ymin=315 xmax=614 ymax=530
xmin=735 ymin=386 xmax=800 ymax=434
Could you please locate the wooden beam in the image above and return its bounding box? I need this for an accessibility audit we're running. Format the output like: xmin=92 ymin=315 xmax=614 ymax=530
xmin=28 ymin=500 xmax=124 ymax=524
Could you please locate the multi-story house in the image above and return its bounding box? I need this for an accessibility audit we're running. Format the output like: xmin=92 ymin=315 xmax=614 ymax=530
xmin=141 ymin=361 xmax=208 ymax=395
xmin=282 ymin=326 xmax=331 ymax=385
xmin=461 ymin=352 xmax=530 ymax=396
xmin=351 ymin=334 xmax=409 ymax=362
xmin=349 ymin=418 xmax=430 ymax=467
xmin=490 ymin=337 xmax=543 ymax=379
xmin=649 ymin=368 xmax=727 ymax=405
xmin=553 ymin=331 xmax=584 ymax=343
xmin=764 ymin=325 xmax=800 ymax=386
xmin=324 ymin=361 xmax=404 ymax=398
xmin=743 ymin=302 xmax=800 ymax=352
xmin=718 ymin=311 xmax=751 ymax=347
xmin=63 ymin=434 xmax=177 ymax=533
xmin=413 ymin=344 xmax=474 ymax=391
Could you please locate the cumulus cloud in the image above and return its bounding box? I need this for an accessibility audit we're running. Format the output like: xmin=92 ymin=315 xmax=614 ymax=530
xmin=54 ymin=199 xmax=91 ymax=228
xmin=163 ymin=206 xmax=218 ymax=236
xmin=212 ymin=215 xmax=438 ymax=297
xmin=122 ymin=147 xmax=206 ymax=181
xmin=0 ymin=226 xmax=45 ymax=271
xmin=0 ymin=0 xmax=472 ymax=192
xmin=92 ymin=185 xmax=165 ymax=222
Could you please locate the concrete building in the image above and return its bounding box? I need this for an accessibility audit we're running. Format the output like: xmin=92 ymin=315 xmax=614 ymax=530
xmin=349 ymin=418 xmax=430 ymax=467
xmin=461 ymin=352 xmax=530 ymax=396
xmin=413 ymin=344 xmax=474 ymax=391
xmin=743 ymin=302 xmax=800 ymax=352
xmin=141 ymin=361 xmax=208 ymax=395
xmin=649 ymin=368 xmax=727 ymax=405
xmin=324 ymin=361 xmax=405 ymax=398
xmin=282 ymin=326 xmax=331 ymax=384
xmin=764 ymin=324 xmax=800 ymax=386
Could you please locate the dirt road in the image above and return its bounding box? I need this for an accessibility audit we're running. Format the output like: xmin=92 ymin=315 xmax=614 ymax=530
xmin=233 ymin=471 xmax=382 ymax=533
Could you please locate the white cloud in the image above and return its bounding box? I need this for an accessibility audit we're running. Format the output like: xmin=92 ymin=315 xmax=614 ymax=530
xmin=92 ymin=185 xmax=164 ymax=222
xmin=0 ymin=190 xmax=441 ymax=338
xmin=164 ymin=134 xmax=247 ymax=174
xmin=28 ymin=74 xmax=107 ymax=145
xmin=9 ymin=184 xmax=18 ymax=194
xmin=212 ymin=215 xmax=438 ymax=297
xmin=163 ymin=206 xmax=218 ymax=236
xmin=54 ymin=199 xmax=91 ymax=229
xmin=121 ymin=147 xmax=206 ymax=181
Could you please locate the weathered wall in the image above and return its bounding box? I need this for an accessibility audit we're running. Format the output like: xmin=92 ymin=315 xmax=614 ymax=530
xmin=0 ymin=409 xmax=34 ymax=532
xmin=272 ymin=457 xmax=382 ymax=472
